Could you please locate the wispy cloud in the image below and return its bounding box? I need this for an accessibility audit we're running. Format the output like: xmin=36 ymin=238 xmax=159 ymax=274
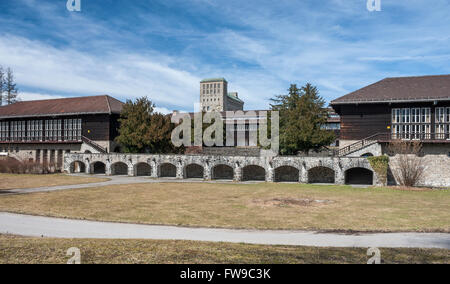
xmin=0 ymin=0 xmax=449 ymax=111
xmin=18 ymin=92 xmax=65 ymax=101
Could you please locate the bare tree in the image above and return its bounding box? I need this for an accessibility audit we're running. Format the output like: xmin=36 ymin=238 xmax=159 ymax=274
xmin=388 ymin=141 xmax=424 ymax=187
xmin=0 ymin=66 xmax=4 ymax=106
xmin=4 ymin=67 xmax=19 ymax=105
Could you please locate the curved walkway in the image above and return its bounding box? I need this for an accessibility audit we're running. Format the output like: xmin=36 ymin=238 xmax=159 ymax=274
xmin=1 ymin=175 xmax=245 ymax=196
xmin=1 ymin=212 xmax=449 ymax=249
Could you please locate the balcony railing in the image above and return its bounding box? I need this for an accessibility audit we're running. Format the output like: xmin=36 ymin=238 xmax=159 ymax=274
xmin=337 ymin=132 xmax=450 ymax=157
xmin=0 ymin=137 xmax=82 ymax=143
xmin=386 ymin=132 xmax=450 ymax=141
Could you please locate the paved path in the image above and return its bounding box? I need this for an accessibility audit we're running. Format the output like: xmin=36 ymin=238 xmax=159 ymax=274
xmin=1 ymin=212 xmax=449 ymax=248
xmin=1 ymin=175 xmax=243 ymax=195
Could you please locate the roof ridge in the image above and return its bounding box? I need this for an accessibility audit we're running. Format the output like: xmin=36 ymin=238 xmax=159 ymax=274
xmin=385 ymin=74 xmax=450 ymax=80
xmin=331 ymin=74 xmax=450 ymax=105
xmin=5 ymin=94 xmax=109 ymax=104
xmin=105 ymin=95 xmax=112 ymax=114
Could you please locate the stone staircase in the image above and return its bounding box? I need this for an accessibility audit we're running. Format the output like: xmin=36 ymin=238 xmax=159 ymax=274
xmin=82 ymin=136 xmax=107 ymax=153
xmin=337 ymin=133 xmax=388 ymax=157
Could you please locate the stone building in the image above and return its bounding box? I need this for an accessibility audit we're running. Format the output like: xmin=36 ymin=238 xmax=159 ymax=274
xmin=200 ymin=78 xmax=244 ymax=112
xmin=0 ymin=95 xmax=124 ymax=170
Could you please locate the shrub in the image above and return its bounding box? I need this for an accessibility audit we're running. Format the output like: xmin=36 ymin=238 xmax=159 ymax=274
xmin=388 ymin=141 xmax=424 ymax=187
xmin=367 ymin=155 xmax=389 ymax=186
xmin=0 ymin=157 xmax=57 ymax=174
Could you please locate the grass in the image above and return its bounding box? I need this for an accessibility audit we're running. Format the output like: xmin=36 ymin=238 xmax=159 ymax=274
xmin=0 ymin=174 xmax=109 ymax=190
xmin=0 ymin=235 xmax=448 ymax=264
xmin=0 ymin=182 xmax=448 ymax=232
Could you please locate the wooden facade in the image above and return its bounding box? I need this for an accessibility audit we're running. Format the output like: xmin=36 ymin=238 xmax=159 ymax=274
xmin=331 ymin=75 xmax=450 ymax=144
xmin=0 ymin=113 xmax=118 ymax=144
xmin=334 ymin=102 xmax=450 ymax=141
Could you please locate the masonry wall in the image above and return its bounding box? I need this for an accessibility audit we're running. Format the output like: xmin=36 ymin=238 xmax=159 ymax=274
xmin=386 ymin=144 xmax=450 ymax=188
xmin=64 ymin=153 xmax=382 ymax=186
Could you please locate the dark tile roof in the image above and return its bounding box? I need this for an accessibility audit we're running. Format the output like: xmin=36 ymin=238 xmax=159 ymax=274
xmin=0 ymin=95 xmax=124 ymax=119
xmin=200 ymin=78 xmax=227 ymax=83
xmin=331 ymin=75 xmax=450 ymax=104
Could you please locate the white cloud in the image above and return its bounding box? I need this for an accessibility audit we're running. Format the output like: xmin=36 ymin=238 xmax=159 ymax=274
xmin=0 ymin=35 xmax=200 ymax=110
xmin=2 ymin=0 xmax=450 ymax=111
xmin=154 ymin=107 xmax=173 ymax=115
xmin=18 ymin=92 xmax=65 ymax=101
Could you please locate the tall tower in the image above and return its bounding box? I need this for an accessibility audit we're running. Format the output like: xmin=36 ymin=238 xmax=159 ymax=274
xmin=200 ymin=78 xmax=228 ymax=112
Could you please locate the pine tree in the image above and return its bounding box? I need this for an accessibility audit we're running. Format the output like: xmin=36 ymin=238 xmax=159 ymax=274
xmin=115 ymin=96 xmax=179 ymax=154
xmin=271 ymin=83 xmax=335 ymax=155
xmin=0 ymin=66 xmax=4 ymax=106
xmin=5 ymin=67 xmax=19 ymax=105
xmin=116 ymin=97 xmax=155 ymax=153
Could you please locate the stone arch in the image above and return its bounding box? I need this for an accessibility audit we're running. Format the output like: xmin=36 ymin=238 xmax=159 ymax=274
xmin=185 ymin=163 xmax=204 ymax=179
xmin=341 ymin=159 xmax=373 ymax=174
xmin=111 ymin=162 xmax=129 ymax=176
xmin=84 ymin=150 xmax=92 ymax=154
xmin=212 ymin=164 xmax=234 ymax=180
xmin=345 ymin=167 xmax=374 ymax=185
xmin=242 ymin=165 xmax=266 ymax=181
xmin=69 ymin=161 xmax=86 ymax=173
xmin=308 ymin=166 xmax=335 ymax=183
xmin=274 ymin=166 xmax=299 ymax=182
xmin=91 ymin=161 xmax=106 ymax=174
xmin=135 ymin=162 xmax=152 ymax=176
xmin=160 ymin=163 xmax=177 ymax=178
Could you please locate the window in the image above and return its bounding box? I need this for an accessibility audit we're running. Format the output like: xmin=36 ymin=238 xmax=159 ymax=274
xmin=422 ymin=108 xmax=431 ymax=123
xmin=10 ymin=121 xmax=25 ymax=141
xmin=0 ymin=121 xmax=9 ymax=141
xmin=392 ymin=109 xmax=401 ymax=123
xmin=435 ymin=107 xmax=450 ymax=140
xmin=392 ymin=108 xmax=432 ymax=140
xmin=63 ymin=118 xmax=82 ymax=141
xmin=436 ymin=124 xmax=446 ymax=139
xmin=411 ymin=108 xmax=420 ymax=123
xmin=436 ymin=107 xmax=445 ymax=123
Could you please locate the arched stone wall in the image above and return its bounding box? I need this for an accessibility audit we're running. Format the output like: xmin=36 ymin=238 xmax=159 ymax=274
xmin=64 ymin=154 xmax=383 ymax=185
xmin=242 ymin=165 xmax=266 ymax=181
xmin=135 ymin=163 xmax=152 ymax=176
xmin=308 ymin=166 xmax=335 ymax=184
xmin=345 ymin=167 xmax=374 ymax=185
xmin=212 ymin=164 xmax=234 ymax=180
xmin=91 ymin=161 xmax=106 ymax=174
xmin=70 ymin=161 xmax=86 ymax=173
xmin=274 ymin=166 xmax=299 ymax=182
xmin=160 ymin=163 xmax=177 ymax=178
xmin=111 ymin=162 xmax=129 ymax=176
xmin=185 ymin=164 xmax=204 ymax=179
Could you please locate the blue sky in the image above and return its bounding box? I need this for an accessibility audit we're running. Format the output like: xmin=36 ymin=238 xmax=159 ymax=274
xmin=0 ymin=0 xmax=449 ymax=112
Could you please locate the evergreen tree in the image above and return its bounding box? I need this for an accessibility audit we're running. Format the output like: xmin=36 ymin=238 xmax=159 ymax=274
xmin=5 ymin=67 xmax=19 ymax=105
xmin=146 ymin=112 xmax=178 ymax=154
xmin=271 ymin=83 xmax=335 ymax=155
xmin=116 ymin=96 xmax=179 ymax=154
xmin=116 ymin=97 xmax=155 ymax=153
